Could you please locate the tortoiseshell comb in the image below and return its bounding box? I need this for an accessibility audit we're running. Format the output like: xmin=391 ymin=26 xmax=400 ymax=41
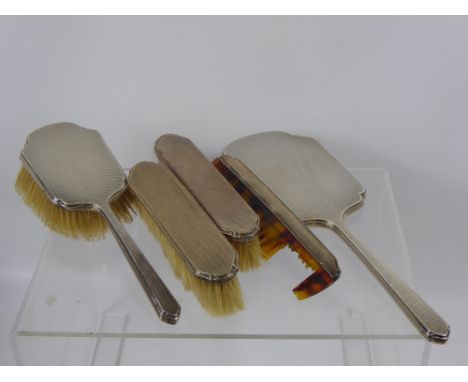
xmin=214 ymin=155 xmax=341 ymax=298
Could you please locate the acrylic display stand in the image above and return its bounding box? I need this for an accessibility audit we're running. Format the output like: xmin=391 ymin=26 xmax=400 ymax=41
xmin=11 ymin=169 xmax=431 ymax=365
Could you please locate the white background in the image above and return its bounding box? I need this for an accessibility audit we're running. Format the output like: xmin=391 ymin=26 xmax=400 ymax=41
xmin=0 ymin=16 xmax=467 ymax=365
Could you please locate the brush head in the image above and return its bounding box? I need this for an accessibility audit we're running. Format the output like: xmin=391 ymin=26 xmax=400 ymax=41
xmin=20 ymin=123 xmax=128 ymax=210
xmin=134 ymin=195 xmax=244 ymax=316
xmin=128 ymin=162 xmax=238 ymax=281
xmin=128 ymin=162 xmax=244 ymax=316
xmin=15 ymin=123 xmax=136 ymax=240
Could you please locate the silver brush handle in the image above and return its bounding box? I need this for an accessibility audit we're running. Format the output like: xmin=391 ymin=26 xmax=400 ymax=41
xmin=101 ymin=205 xmax=181 ymax=324
xmin=334 ymin=221 xmax=449 ymax=343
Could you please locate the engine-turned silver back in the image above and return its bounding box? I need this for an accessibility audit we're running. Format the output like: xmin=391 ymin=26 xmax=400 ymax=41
xmin=155 ymin=134 xmax=259 ymax=240
xmin=20 ymin=122 xmax=126 ymax=209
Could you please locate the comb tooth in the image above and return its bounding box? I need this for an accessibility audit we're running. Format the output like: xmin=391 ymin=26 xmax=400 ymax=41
xmin=259 ymin=222 xmax=286 ymax=254
xmin=288 ymin=241 xmax=319 ymax=270
xmin=297 ymin=251 xmax=311 ymax=269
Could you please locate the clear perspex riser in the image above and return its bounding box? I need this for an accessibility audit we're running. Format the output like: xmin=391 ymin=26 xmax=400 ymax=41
xmin=11 ymin=169 xmax=431 ymax=365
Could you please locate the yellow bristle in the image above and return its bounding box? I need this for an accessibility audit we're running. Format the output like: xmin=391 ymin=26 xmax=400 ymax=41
xmin=15 ymin=165 xmax=135 ymax=240
xmin=228 ymin=237 xmax=264 ymax=272
xmin=134 ymin=196 xmax=244 ymax=316
xmin=111 ymin=188 xmax=136 ymax=224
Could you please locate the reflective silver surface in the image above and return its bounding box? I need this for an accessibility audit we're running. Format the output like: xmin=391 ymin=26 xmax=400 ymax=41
xmin=155 ymin=134 xmax=259 ymax=240
xmin=20 ymin=123 xmax=180 ymax=324
xmin=128 ymin=161 xmax=238 ymax=282
xmin=224 ymin=132 xmax=364 ymax=225
xmin=224 ymin=131 xmax=450 ymax=343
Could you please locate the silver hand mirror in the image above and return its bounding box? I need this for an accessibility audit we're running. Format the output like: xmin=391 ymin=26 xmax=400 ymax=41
xmin=223 ymin=131 xmax=449 ymax=343
xmin=20 ymin=122 xmax=181 ymax=324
